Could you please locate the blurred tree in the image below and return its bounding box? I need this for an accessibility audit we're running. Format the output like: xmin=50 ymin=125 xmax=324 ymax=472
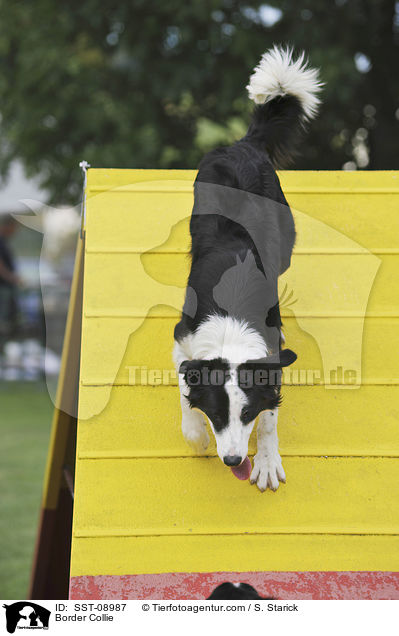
xmin=0 ymin=0 xmax=398 ymax=203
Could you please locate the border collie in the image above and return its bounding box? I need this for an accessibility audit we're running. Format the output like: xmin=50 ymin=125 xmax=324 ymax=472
xmin=173 ymin=46 xmax=322 ymax=491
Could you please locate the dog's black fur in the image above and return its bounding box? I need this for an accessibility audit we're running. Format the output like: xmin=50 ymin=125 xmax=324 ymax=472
xmin=174 ymin=47 xmax=320 ymax=477
xmin=175 ymin=94 xmax=302 ymax=431
xmin=174 ymin=95 xmax=301 ymax=345
xmin=207 ymin=582 xmax=275 ymax=600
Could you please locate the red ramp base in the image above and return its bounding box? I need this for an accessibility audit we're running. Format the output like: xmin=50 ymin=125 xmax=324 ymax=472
xmin=70 ymin=571 xmax=399 ymax=600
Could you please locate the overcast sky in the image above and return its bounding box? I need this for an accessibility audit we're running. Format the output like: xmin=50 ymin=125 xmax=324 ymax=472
xmin=0 ymin=161 xmax=46 ymax=215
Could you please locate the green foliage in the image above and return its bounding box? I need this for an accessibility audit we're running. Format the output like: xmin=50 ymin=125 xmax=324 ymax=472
xmin=0 ymin=0 xmax=398 ymax=203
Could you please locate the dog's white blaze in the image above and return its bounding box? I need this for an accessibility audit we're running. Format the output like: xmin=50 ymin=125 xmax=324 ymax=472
xmin=209 ymin=367 xmax=256 ymax=462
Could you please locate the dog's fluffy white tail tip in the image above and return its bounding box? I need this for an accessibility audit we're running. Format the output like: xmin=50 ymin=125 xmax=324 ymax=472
xmin=246 ymin=45 xmax=323 ymax=120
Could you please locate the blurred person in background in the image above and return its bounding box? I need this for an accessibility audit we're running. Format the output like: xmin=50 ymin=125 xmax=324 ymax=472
xmin=0 ymin=214 xmax=20 ymax=345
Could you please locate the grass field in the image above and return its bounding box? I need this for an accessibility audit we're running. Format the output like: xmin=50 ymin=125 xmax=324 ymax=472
xmin=0 ymin=381 xmax=53 ymax=599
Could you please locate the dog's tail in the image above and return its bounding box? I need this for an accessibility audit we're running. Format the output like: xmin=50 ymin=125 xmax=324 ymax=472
xmin=245 ymin=45 xmax=322 ymax=167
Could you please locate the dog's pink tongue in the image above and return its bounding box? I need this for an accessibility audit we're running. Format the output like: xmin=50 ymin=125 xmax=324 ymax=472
xmin=230 ymin=456 xmax=251 ymax=480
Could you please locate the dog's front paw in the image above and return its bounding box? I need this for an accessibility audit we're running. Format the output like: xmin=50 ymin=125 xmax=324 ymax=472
xmin=185 ymin=429 xmax=210 ymax=454
xmin=182 ymin=418 xmax=209 ymax=454
xmin=250 ymin=453 xmax=286 ymax=492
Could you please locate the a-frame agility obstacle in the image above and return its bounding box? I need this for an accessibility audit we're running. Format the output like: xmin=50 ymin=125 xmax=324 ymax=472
xmin=30 ymin=169 xmax=399 ymax=599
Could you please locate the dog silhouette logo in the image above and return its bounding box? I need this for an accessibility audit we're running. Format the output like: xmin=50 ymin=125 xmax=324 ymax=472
xmin=2 ymin=602 xmax=50 ymax=633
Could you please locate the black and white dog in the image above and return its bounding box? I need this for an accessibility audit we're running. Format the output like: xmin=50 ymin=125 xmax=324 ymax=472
xmin=173 ymin=46 xmax=322 ymax=491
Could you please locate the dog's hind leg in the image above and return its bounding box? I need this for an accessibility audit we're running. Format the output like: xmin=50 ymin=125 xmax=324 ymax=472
xmin=250 ymin=409 xmax=285 ymax=492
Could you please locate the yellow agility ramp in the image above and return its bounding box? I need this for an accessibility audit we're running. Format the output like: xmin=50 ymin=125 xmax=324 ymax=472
xmin=50 ymin=169 xmax=399 ymax=599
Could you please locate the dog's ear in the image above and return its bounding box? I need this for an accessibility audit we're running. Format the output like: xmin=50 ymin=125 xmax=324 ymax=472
xmin=178 ymin=359 xmax=204 ymax=387
xmin=277 ymin=348 xmax=297 ymax=368
xmin=179 ymin=359 xmax=201 ymax=375
xmin=179 ymin=358 xmax=229 ymax=387
xmin=247 ymin=348 xmax=297 ymax=369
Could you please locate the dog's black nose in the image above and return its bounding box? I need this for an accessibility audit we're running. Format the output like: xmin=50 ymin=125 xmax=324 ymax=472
xmin=223 ymin=455 xmax=242 ymax=467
